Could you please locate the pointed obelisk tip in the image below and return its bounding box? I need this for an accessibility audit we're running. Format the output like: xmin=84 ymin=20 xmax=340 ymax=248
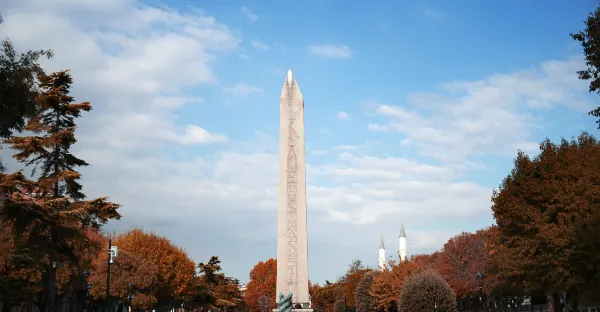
xmin=286 ymin=69 xmax=294 ymax=84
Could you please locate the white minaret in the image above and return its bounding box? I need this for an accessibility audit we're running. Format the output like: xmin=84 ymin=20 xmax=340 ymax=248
xmin=378 ymin=235 xmax=386 ymax=271
xmin=398 ymin=223 xmax=407 ymax=262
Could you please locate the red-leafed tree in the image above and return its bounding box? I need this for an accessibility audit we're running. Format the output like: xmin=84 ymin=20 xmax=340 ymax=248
xmin=369 ymin=261 xmax=423 ymax=312
xmin=89 ymin=244 xmax=159 ymax=311
xmin=437 ymin=231 xmax=487 ymax=308
xmin=413 ymin=252 xmax=441 ymax=272
xmin=492 ymin=132 xmax=600 ymax=311
xmin=310 ymin=282 xmax=338 ymax=312
xmin=93 ymin=228 xmax=196 ymax=310
xmin=244 ymin=258 xmax=277 ymax=312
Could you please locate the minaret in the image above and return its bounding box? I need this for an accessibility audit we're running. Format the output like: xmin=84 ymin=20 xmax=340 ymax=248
xmin=378 ymin=235 xmax=386 ymax=271
xmin=398 ymin=223 xmax=407 ymax=262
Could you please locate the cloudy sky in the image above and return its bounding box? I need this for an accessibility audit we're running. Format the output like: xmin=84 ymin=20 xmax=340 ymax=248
xmin=1 ymin=0 xmax=599 ymax=284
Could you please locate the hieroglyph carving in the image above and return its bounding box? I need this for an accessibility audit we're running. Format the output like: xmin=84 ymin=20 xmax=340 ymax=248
xmin=286 ymin=103 xmax=301 ymax=301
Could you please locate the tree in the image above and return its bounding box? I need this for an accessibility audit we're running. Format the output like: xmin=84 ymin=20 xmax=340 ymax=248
xmin=398 ymin=270 xmax=456 ymax=312
xmin=0 ymin=14 xmax=53 ymax=139
xmin=196 ymin=256 xmax=244 ymax=311
xmin=244 ymin=258 xmax=277 ymax=312
xmin=483 ymin=226 xmax=526 ymax=311
xmin=88 ymin=245 xmax=159 ymax=311
xmin=571 ymin=5 xmax=600 ymax=127
xmin=310 ymin=283 xmax=337 ymax=312
xmin=438 ymin=231 xmax=488 ymax=309
xmin=369 ymin=261 xmax=422 ymax=312
xmin=354 ymin=271 xmax=375 ymax=312
xmin=412 ymin=252 xmax=441 ymax=272
xmin=340 ymin=267 xmax=370 ymax=312
xmin=0 ymin=216 xmax=105 ymax=312
xmin=101 ymin=228 xmax=196 ymax=310
xmin=491 ymin=132 xmax=600 ymax=311
xmin=1 ymin=70 xmax=121 ymax=312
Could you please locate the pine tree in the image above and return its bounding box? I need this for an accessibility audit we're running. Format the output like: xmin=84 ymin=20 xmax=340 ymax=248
xmin=1 ymin=70 xmax=121 ymax=312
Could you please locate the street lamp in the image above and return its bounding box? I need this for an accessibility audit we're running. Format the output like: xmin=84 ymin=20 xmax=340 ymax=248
xmin=476 ymin=273 xmax=485 ymax=312
xmin=83 ymin=270 xmax=92 ymax=312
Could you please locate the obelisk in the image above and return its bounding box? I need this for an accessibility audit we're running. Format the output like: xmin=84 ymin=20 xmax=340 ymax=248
xmin=276 ymin=70 xmax=311 ymax=310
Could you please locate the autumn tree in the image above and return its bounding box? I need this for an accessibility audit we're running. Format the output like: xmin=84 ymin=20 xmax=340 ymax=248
xmin=412 ymin=252 xmax=441 ymax=272
xmin=1 ymin=70 xmax=121 ymax=312
xmin=96 ymin=228 xmax=195 ymax=310
xmin=0 ymin=215 xmax=105 ymax=312
xmin=89 ymin=243 xmax=159 ymax=311
xmin=354 ymin=271 xmax=375 ymax=312
xmin=398 ymin=270 xmax=456 ymax=312
xmin=244 ymin=258 xmax=277 ymax=312
xmin=369 ymin=261 xmax=422 ymax=312
xmin=484 ymin=225 xmax=527 ymax=311
xmin=491 ymin=132 xmax=600 ymax=311
xmin=310 ymin=283 xmax=337 ymax=312
xmin=437 ymin=231 xmax=488 ymax=309
xmin=571 ymin=4 xmax=600 ymax=127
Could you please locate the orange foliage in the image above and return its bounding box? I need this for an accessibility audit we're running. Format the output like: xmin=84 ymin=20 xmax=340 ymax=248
xmin=89 ymin=243 xmax=159 ymax=310
xmin=341 ymin=269 xmax=370 ymax=310
xmin=90 ymin=228 xmax=196 ymax=308
xmin=310 ymin=283 xmax=337 ymax=312
xmin=369 ymin=261 xmax=422 ymax=312
xmin=244 ymin=258 xmax=277 ymax=312
xmin=413 ymin=251 xmax=441 ymax=271
xmin=438 ymin=231 xmax=488 ymax=299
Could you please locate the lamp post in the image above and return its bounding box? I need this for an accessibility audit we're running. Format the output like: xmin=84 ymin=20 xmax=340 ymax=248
xmin=106 ymin=238 xmax=118 ymax=312
xmin=476 ymin=273 xmax=485 ymax=312
xmin=83 ymin=270 xmax=91 ymax=312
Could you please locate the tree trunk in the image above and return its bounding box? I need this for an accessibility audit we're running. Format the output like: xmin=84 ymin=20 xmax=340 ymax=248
xmin=46 ymin=261 xmax=56 ymax=312
xmin=546 ymin=293 xmax=561 ymax=312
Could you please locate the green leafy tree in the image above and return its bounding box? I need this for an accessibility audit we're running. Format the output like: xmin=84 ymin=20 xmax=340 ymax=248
xmin=571 ymin=4 xmax=600 ymax=127
xmin=1 ymin=70 xmax=120 ymax=312
xmin=194 ymin=256 xmax=244 ymax=311
xmin=0 ymin=14 xmax=53 ymax=172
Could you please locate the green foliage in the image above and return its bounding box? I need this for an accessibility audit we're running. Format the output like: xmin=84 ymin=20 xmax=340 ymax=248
xmin=572 ymin=5 xmax=600 ymax=127
xmin=0 ymin=15 xmax=53 ymax=139
xmin=398 ymin=271 xmax=456 ymax=312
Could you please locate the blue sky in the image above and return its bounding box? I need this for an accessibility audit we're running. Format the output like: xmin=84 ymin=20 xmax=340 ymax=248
xmin=1 ymin=0 xmax=598 ymax=284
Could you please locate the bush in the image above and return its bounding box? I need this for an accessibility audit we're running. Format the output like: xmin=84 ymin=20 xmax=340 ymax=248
xmin=398 ymin=271 xmax=456 ymax=312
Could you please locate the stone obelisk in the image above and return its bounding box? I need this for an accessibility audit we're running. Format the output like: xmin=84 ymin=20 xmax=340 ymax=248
xmin=276 ymin=70 xmax=311 ymax=310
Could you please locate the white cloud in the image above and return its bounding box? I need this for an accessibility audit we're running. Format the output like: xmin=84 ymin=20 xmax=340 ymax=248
xmin=241 ymin=6 xmax=258 ymax=22
xmin=222 ymin=83 xmax=263 ymax=99
xmin=251 ymin=39 xmax=269 ymax=50
xmin=309 ymin=44 xmax=353 ymax=59
xmin=337 ymin=111 xmax=350 ymax=120
xmin=368 ymin=57 xmax=591 ymax=164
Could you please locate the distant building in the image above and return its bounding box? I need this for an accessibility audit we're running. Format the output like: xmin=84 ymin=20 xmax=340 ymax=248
xmin=377 ymin=222 xmax=408 ymax=270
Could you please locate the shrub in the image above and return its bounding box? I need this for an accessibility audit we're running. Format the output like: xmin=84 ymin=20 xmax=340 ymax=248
xmin=398 ymin=271 xmax=456 ymax=312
